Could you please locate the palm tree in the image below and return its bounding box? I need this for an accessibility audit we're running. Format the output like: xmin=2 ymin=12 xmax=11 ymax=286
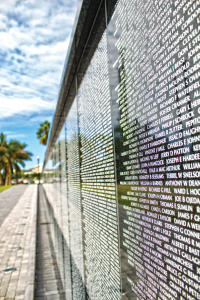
xmin=5 ymin=140 xmax=32 ymax=185
xmin=37 ymin=121 xmax=50 ymax=145
xmin=0 ymin=133 xmax=9 ymax=185
xmin=0 ymin=133 xmax=32 ymax=186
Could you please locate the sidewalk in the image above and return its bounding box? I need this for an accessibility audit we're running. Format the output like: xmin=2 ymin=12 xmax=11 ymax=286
xmin=0 ymin=185 xmax=28 ymax=227
xmin=0 ymin=185 xmax=38 ymax=300
xmin=34 ymin=185 xmax=65 ymax=300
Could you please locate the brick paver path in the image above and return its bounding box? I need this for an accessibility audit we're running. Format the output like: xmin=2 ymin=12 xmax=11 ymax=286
xmin=0 ymin=185 xmax=37 ymax=300
xmin=0 ymin=185 xmax=28 ymax=226
xmin=35 ymin=186 xmax=65 ymax=300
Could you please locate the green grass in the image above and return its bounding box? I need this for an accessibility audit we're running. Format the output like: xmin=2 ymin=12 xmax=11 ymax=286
xmin=0 ymin=185 xmax=12 ymax=193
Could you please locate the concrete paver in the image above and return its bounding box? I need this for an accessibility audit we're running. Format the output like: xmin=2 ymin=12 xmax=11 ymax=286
xmin=0 ymin=185 xmax=37 ymax=300
xmin=0 ymin=185 xmax=28 ymax=226
xmin=35 ymin=186 xmax=65 ymax=300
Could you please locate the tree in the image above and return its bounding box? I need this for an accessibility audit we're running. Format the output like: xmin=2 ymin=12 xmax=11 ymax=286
xmin=6 ymin=140 xmax=32 ymax=185
xmin=36 ymin=121 xmax=50 ymax=145
xmin=0 ymin=133 xmax=32 ymax=186
xmin=0 ymin=133 xmax=9 ymax=185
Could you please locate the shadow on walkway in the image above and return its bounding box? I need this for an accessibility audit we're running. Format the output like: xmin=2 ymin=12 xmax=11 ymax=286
xmin=34 ymin=185 xmax=65 ymax=300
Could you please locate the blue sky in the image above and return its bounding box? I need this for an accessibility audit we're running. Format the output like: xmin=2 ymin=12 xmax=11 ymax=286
xmin=0 ymin=0 xmax=79 ymax=169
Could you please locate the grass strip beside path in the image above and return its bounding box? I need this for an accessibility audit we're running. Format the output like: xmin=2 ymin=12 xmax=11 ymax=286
xmin=0 ymin=185 xmax=12 ymax=193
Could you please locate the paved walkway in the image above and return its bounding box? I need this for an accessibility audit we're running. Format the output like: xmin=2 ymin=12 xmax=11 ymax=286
xmin=35 ymin=186 xmax=65 ymax=300
xmin=0 ymin=184 xmax=37 ymax=300
xmin=0 ymin=185 xmax=28 ymax=226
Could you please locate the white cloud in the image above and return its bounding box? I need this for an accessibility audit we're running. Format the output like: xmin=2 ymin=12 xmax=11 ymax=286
xmin=29 ymin=115 xmax=53 ymax=124
xmin=0 ymin=1 xmax=78 ymax=115
xmin=0 ymin=31 xmax=17 ymax=50
xmin=0 ymin=97 xmax=55 ymax=119
xmin=0 ymin=0 xmax=18 ymax=12
xmin=4 ymin=131 xmax=27 ymax=139
xmin=8 ymin=27 xmax=34 ymax=45
xmin=0 ymin=0 xmax=78 ymax=169
xmin=21 ymin=38 xmax=70 ymax=57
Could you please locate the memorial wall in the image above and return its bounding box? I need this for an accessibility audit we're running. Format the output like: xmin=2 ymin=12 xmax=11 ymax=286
xmin=43 ymin=0 xmax=200 ymax=299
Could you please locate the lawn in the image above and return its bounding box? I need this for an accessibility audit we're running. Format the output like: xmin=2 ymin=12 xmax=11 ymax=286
xmin=0 ymin=185 xmax=12 ymax=193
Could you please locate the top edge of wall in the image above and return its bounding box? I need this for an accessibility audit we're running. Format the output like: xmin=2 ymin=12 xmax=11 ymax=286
xmin=43 ymin=0 xmax=118 ymax=169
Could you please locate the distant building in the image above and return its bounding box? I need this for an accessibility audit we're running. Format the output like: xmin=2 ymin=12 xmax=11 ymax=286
xmin=23 ymin=164 xmax=42 ymax=175
xmin=32 ymin=165 xmax=40 ymax=174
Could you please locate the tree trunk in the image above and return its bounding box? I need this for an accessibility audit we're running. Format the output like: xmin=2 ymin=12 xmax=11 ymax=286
xmin=5 ymin=165 xmax=11 ymax=186
xmin=0 ymin=172 xmax=2 ymax=186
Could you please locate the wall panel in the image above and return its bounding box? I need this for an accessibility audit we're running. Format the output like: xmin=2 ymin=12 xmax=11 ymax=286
xmin=43 ymin=0 xmax=200 ymax=299
xmin=78 ymin=32 xmax=121 ymax=300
